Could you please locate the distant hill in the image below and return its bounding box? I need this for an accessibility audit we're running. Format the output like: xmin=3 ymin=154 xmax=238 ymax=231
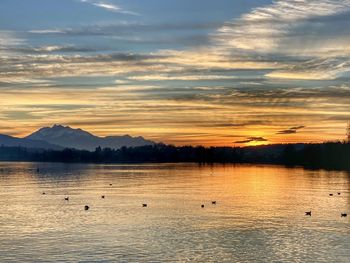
xmin=0 ymin=134 xmax=62 ymax=150
xmin=25 ymin=124 xmax=156 ymax=151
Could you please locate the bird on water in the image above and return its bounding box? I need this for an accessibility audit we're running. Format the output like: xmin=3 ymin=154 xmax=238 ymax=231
xmin=305 ymin=211 xmax=312 ymax=216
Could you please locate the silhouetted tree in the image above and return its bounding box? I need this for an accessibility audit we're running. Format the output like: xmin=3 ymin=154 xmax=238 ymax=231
xmin=283 ymin=144 xmax=297 ymax=165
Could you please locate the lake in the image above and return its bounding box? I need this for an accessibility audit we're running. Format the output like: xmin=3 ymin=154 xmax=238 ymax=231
xmin=0 ymin=162 xmax=349 ymax=262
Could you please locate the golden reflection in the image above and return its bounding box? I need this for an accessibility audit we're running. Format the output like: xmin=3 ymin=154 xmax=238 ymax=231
xmin=0 ymin=163 xmax=349 ymax=262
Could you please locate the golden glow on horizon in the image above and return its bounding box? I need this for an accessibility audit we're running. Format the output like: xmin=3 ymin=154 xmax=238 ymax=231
xmin=1 ymin=1 xmax=350 ymax=146
xmin=0 ymin=84 xmax=348 ymax=146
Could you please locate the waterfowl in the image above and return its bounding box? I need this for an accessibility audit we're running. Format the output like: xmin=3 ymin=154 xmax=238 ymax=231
xmin=201 ymin=205 xmax=205 ymax=208
xmin=42 ymin=192 xmax=46 ymax=195
xmin=101 ymin=195 xmax=105 ymax=199
xmin=338 ymin=192 xmax=341 ymax=195
xmin=329 ymin=194 xmax=333 ymax=196
xmin=212 ymin=201 xmax=217 ymax=205
xmin=109 ymin=184 xmax=113 ymax=186
xmin=64 ymin=197 xmax=69 ymax=201
xmin=341 ymin=213 xmax=347 ymax=217
xmin=84 ymin=205 xmax=89 ymax=211
xmin=305 ymin=211 xmax=312 ymax=216
xmin=142 ymin=204 xmax=147 ymax=207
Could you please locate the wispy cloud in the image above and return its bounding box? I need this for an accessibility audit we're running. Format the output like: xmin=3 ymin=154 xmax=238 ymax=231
xmin=28 ymin=21 xmax=222 ymax=36
xmin=266 ymin=57 xmax=350 ymax=80
xmin=0 ymin=45 xmax=99 ymax=54
xmin=92 ymin=2 xmax=120 ymax=11
xmin=234 ymin=137 xmax=268 ymax=144
xmin=214 ymin=0 xmax=350 ymax=80
xmin=0 ymin=31 xmax=24 ymax=47
xmin=28 ymin=29 xmax=66 ymax=34
xmin=127 ymin=74 xmax=238 ymax=82
xmin=23 ymin=0 xmax=350 ymax=82
xmin=216 ymin=0 xmax=350 ymax=53
xmin=277 ymin=126 xmax=305 ymax=135
xmin=80 ymin=0 xmax=138 ymax=15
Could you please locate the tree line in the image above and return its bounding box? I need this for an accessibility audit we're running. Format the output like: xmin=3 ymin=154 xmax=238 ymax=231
xmin=0 ymin=142 xmax=350 ymax=170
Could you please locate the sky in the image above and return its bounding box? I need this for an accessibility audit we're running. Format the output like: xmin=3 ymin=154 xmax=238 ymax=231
xmin=1 ymin=0 xmax=350 ymax=146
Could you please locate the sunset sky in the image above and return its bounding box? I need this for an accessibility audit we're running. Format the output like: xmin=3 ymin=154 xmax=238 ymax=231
xmin=1 ymin=0 xmax=350 ymax=146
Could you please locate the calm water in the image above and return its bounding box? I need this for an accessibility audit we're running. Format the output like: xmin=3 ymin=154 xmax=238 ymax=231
xmin=0 ymin=162 xmax=349 ymax=262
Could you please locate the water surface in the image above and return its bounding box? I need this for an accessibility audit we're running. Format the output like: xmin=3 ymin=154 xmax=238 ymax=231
xmin=0 ymin=163 xmax=349 ymax=262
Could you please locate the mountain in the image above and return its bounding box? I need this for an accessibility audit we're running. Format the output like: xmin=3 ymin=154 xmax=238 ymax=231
xmin=0 ymin=134 xmax=62 ymax=150
xmin=25 ymin=124 xmax=156 ymax=151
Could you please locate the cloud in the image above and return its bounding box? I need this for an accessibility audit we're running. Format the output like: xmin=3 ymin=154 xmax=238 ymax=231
xmin=0 ymin=48 xmax=279 ymax=84
xmin=28 ymin=29 xmax=65 ymax=34
xmin=92 ymin=2 xmax=120 ymax=11
xmin=26 ymin=22 xmax=220 ymax=48
xmin=127 ymin=74 xmax=238 ymax=82
xmin=234 ymin=137 xmax=268 ymax=144
xmin=200 ymin=121 xmax=267 ymax=128
xmin=266 ymin=57 xmax=350 ymax=80
xmin=79 ymin=0 xmax=138 ymax=15
xmin=2 ymin=111 xmax=42 ymax=120
xmin=216 ymin=0 xmax=350 ymax=53
xmin=213 ymin=0 xmax=350 ymax=80
xmin=277 ymin=125 xmax=305 ymax=135
xmin=0 ymin=45 xmax=99 ymax=54
xmin=28 ymin=21 xmax=223 ymax=36
xmin=0 ymin=31 xmax=24 ymax=47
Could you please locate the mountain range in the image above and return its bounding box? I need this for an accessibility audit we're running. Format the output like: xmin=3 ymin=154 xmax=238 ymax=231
xmin=0 ymin=125 xmax=156 ymax=151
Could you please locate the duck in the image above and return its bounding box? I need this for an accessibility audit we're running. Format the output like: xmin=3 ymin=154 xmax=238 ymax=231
xmin=305 ymin=211 xmax=312 ymax=216
xmin=341 ymin=213 xmax=347 ymax=217
xmin=329 ymin=194 xmax=333 ymax=196
xmin=201 ymin=205 xmax=205 ymax=208
xmin=101 ymin=195 xmax=105 ymax=199
xmin=338 ymin=192 xmax=341 ymax=195
xmin=212 ymin=201 xmax=217 ymax=205
xmin=84 ymin=205 xmax=89 ymax=211
xmin=142 ymin=204 xmax=147 ymax=207
xmin=64 ymin=197 xmax=69 ymax=201
xmin=42 ymin=192 xmax=46 ymax=195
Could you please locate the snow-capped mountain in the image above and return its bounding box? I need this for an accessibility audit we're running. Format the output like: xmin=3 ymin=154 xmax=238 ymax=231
xmin=25 ymin=124 xmax=156 ymax=150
